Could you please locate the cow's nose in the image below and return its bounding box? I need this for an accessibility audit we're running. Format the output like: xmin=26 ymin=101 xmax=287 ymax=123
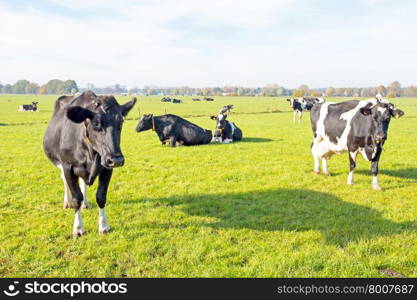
xmin=105 ymin=154 xmax=124 ymax=168
xmin=375 ymin=135 xmax=386 ymax=143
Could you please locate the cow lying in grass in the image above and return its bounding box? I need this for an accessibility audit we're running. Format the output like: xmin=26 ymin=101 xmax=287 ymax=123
xmin=210 ymin=105 xmax=242 ymax=143
xmin=136 ymin=114 xmax=212 ymax=147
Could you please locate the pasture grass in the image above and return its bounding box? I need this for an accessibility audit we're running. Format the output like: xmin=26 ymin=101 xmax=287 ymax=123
xmin=0 ymin=94 xmax=416 ymax=277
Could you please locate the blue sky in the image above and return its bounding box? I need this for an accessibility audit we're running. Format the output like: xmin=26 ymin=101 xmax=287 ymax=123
xmin=1 ymin=0 xmax=416 ymax=88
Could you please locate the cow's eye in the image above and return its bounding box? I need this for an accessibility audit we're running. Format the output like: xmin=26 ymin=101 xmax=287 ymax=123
xmin=92 ymin=119 xmax=102 ymax=130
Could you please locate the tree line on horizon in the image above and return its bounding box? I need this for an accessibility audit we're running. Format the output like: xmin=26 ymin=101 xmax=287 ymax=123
xmin=1 ymin=79 xmax=417 ymax=98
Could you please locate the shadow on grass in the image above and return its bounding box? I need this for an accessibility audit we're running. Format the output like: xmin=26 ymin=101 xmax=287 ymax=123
xmin=240 ymin=137 xmax=273 ymax=143
xmin=133 ymin=189 xmax=416 ymax=247
xmin=357 ymin=168 xmax=417 ymax=181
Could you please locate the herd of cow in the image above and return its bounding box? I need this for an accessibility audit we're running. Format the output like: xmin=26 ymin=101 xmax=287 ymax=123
xmin=33 ymin=91 xmax=406 ymax=236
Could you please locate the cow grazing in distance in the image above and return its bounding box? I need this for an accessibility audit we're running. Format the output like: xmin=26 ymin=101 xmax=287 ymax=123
xmin=136 ymin=114 xmax=212 ymax=147
xmin=310 ymin=98 xmax=404 ymax=190
xmin=210 ymin=105 xmax=242 ymax=143
xmin=172 ymin=98 xmax=182 ymax=103
xmin=18 ymin=101 xmax=38 ymax=112
xmin=161 ymin=97 xmax=171 ymax=102
xmin=43 ymin=91 xmax=136 ymax=236
xmin=192 ymin=98 xmax=201 ymax=101
xmin=204 ymin=97 xmax=214 ymax=101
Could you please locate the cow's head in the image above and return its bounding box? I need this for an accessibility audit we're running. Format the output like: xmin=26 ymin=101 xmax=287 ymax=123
xmin=210 ymin=113 xmax=228 ymax=131
xmin=67 ymin=96 xmax=136 ymax=168
xmin=32 ymin=101 xmax=38 ymax=105
xmin=135 ymin=114 xmax=154 ymax=132
xmin=359 ymin=101 xmax=404 ymax=144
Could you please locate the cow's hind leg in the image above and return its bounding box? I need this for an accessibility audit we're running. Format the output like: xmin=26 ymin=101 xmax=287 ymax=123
xmin=311 ymin=138 xmax=321 ymax=174
xmin=79 ymin=177 xmax=90 ymax=209
xmin=298 ymin=111 xmax=303 ymax=123
xmin=97 ymin=169 xmax=113 ymax=233
xmin=347 ymin=151 xmax=358 ymax=185
xmin=58 ymin=164 xmax=71 ymax=209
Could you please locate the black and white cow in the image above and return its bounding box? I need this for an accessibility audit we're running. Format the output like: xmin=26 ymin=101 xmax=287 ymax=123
xmin=204 ymin=97 xmax=214 ymax=101
xmin=172 ymin=98 xmax=182 ymax=104
xmin=210 ymin=106 xmax=242 ymax=143
xmin=18 ymin=101 xmax=38 ymax=112
xmin=192 ymin=98 xmax=201 ymax=101
xmin=287 ymin=97 xmax=324 ymax=123
xmin=43 ymin=91 xmax=136 ymax=236
xmin=136 ymin=114 xmax=212 ymax=147
xmin=310 ymin=98 xmax=404 ymax=190
xmin=161 ymin=97 xmax=171 ymax=102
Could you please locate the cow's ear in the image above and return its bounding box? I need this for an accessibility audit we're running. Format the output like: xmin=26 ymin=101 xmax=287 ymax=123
xmin=67 ymin=106 xmax=95 ymax=123
xmin=210 ymin=115 xmax=217 ymax=120
xmin=120 ymin=97 xmax=137 ymax=116
xmin=360 ymin=106 xmax=372 ymax=116
xmin=392 ymin=109 xmax=404 ymax=118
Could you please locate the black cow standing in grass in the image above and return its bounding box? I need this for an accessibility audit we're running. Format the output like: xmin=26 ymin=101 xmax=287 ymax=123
xmin=18 ymin=101 xmax=38 ymax=112
xmin=136 ymin=114 xmax=212 ymax=147
xmin=43 ymin=91 xmax=136 ymax=236
xmin=310 ymin=97 xmax=404 ymax=190
xmin=210 ymin=105 xmax=242 ymax=143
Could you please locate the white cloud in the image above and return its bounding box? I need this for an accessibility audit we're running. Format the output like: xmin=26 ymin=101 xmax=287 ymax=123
xmin=1 ymin=0 xmax=417 ymax=88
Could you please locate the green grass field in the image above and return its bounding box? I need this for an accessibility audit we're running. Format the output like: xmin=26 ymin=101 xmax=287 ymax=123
xmin=0 ymin=94 xmax=416 ymax=277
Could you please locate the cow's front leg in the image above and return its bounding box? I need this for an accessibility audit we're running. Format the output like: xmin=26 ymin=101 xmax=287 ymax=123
xmin=96 ymin=168 xmax=113 ymax=233
xmin=62 ymin=167 xmax=85 ymax=236
xmin=298 ymin=111 xmax=302 ymax=123
xmin=347 ymin=151 xmax=357 ymax=185
xmin=79 ymin=178 xmax=90 ymax=209
xmin=371 ymin=150 xmax=382 ymax=191
xmin=321 ymin=158 xmax=330 ymax=175
xmin=169 ymin=136 xmax=177 ymax=148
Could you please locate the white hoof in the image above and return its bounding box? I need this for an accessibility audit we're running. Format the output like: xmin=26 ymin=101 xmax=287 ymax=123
xmin=373 ymin=184 xmax=381 ymax=191
xmin=81 ymin=200 xmax=90 ymax=209
xmin=347 ymin=181 xmax=354 ymax=185
xmin=73 ymin=228 xmax=86 ymax=237
xmin=99 ymin=225 xmax=111 ymax=234
xmin=98 ymin=208 xmax=110 ymax=234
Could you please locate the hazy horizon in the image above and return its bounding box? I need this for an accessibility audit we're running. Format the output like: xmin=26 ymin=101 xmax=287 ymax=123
xmin=1 ymin=0 xmax=417 ymax=88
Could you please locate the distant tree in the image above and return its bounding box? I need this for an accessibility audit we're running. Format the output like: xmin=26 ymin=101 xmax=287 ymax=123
xmin=44 ymin=79 xmax=64 ymax=94
xmin=38 ymin=85 xmax=47 ymax=95
xmin=376 ymin=85 xmax=386 ymax=96
xmin=387 ymin=81 xmax=401 ymax=97
xmin=25 ymin=82 xmax=40 ymax=94
xmin=61 ymin=80 xmax=78 ymax=94
xmin=311 ymin=91 xmax=320 ymax=97
xmin=12 ymin=79 xmax=30 ymax=94
xmin=293 ymin=89 xmax=304 ymax=97
xmin=298 ymin=84 xmax=310 ymax=96
xmin=0 ymin=82 xmax=3 ymax=92
xmin=403 ymin=86 xmax=417 ymax=97
xmin=326 ymin=87 xmax=335 ymax=97
xmin=2 ymin=84 xmax=12 ymax=94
